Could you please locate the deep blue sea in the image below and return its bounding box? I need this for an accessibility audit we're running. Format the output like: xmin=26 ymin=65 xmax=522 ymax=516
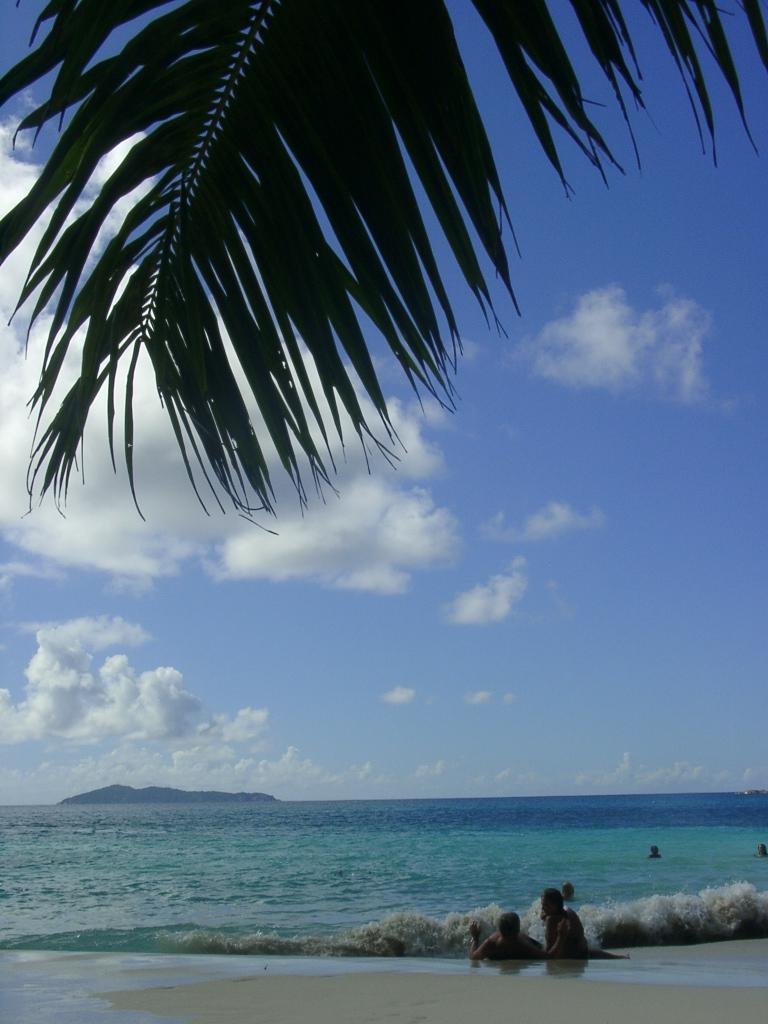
xmin=2 ymin=793 xmax=767 ymax=956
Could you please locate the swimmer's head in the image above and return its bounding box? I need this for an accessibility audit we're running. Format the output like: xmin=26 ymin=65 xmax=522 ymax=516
xmin=541 ymin=887 xmax=564 ymax=914
xmin=497 ymin=912 xmax=520 ymax=938
xmin=561 ymin=881 xmax=575 ymax=900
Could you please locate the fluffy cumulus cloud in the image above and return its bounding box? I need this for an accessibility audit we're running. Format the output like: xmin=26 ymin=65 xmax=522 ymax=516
xmin=445 ymin=557 xmax=527 ymax=625
xmin=0 ymin=132 xmax=457 ymax=594
xmin=0 ymin=613 xmax=393 ymax=801
xmin=22 ymin=615 xmax=151 ymax=651
xmin=198 ymin=707 xmax=270 ymax=743
xmin=0 ymin=616 xmax=267 ymax=746
xmin=381 ymin=686 xmax=416 ymax=705
xmin=483 ymin=502 xmax=605 ymax=543
xmin=216 ymin=479 xmax=457 ymax=594
xmin=526 ymin=285 xmax=710 ymax=402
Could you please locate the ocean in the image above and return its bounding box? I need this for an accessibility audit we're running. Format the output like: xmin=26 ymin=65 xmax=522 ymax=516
xmin=2 ymin=793 xmax=767 ymax=957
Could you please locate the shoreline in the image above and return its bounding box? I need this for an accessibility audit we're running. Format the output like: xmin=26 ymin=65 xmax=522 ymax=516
xmin=106 ymin=940 xmax=768 ymax=1024
xmin=3 ymin=939 xmax=767 ymax=1024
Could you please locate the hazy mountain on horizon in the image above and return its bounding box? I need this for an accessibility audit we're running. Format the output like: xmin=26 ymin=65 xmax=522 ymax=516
xmin=59 ymin=784 xmax=278 ymax=805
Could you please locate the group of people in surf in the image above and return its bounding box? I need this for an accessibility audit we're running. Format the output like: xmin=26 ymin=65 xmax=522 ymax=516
xmin=468 ymin=884 xmax=629 ymax=962
xmin=468 ymin=843 xmax=767 ymax=962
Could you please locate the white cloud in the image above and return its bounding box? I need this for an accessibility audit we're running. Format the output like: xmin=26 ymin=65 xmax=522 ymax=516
xmin=493 ymin=768 xmax=541 ymax=788
xmin=634 ymin=760 xmax=705 ymax=787
xmin=0 ymin=743 xmax=343 ymax=804
xmin=197 ymin=707 xmax=269 ymax=743
xmin=526 ymin=285 xmax=710 ymax=402
xmin=575 ymin=752 xmax=709 ymax=791
xmin=457 ymin=338 xmax=483 ymax=363
xmin=0 ymin=616 xmax=266 ymax=746
xmin=0 ymin=122 xmax=42 ymax=311
xmin=216 ymin=479 xmax=458 ymax=594
xmin=445 ymin=557 xmax=527 ymax=625
xmin=502 ymin=692 xmax=517 ymax=704
xmin=576 ymin=751 xmax=632 ymax=786
xmin=381 ymin=686 xmax=416 ymax=705
xmin=414 ymin=759 xmax=446 ymax=778
xmin=22 ymin=615 xmax=150 ymax=650
xmin=0 ymin=136 xmax=458 ymax=594
xmin=464 ymin=690 xmax=492 ymax=705
xmin=0 ymin=560 xmax=65 ymax=592
xmin=241 ymin=745 xmax=343 ymax=789
xmin=483 ymin=502 xmax=605 ymax=543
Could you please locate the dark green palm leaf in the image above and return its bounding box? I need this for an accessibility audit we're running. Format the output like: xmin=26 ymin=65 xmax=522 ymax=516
xmin=0 ymin=0 xmax=764 ymax=515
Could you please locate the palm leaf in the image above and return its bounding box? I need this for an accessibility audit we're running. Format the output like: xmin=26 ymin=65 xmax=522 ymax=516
xmin=0 ymin=0 xmax=764 ymax=515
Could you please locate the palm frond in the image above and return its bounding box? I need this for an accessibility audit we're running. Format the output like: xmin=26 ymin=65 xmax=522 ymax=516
xmin=0 ymin=0 xmax=764 ymax=515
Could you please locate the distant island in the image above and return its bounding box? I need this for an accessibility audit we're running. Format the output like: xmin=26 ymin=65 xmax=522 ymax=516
xmin=59 ymin=784 xmax=278 ymax=805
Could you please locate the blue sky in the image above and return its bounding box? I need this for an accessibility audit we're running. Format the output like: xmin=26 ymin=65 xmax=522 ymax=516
xmin=0 ymin=3 xmax=766 ymax=803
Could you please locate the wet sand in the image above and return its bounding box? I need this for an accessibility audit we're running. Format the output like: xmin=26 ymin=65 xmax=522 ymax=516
xmin=104 ymin=939 xmax=768 ymax=1024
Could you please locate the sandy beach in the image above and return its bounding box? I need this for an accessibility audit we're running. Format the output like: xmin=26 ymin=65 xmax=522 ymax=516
xmin=108 ymin=974 xmax=768 ymax=1024
xmin=102 ymin=941 xmax=768 ymax=1024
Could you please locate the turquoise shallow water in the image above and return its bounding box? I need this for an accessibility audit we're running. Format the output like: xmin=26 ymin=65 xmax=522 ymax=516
xmin=2 ymin=793 xmax=767 ymax=955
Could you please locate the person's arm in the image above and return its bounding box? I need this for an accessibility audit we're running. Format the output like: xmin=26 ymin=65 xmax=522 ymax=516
xmin=468 ymin=922 xmax=496 ymax=961
xmin=468 ymin=920 xmax=482 ymax=959
xmin=518 ymin=934 xmax=546 ymax=956
xmin=543 ymin=915 xmax=558 ymax=953
xmin=469 ymin=938 xmax=497 ymax=960
xmin=546 ymin=915 xmax=571 ymax=958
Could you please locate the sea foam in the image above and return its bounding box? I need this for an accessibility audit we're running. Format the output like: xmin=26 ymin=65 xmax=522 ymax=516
xmin=150 ymin=883 xmax=768 ymax=957
xmin=574 ymin=881 xmax=768 ymax=947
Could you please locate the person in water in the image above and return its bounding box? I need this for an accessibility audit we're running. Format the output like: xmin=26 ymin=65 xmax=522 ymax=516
xmin=540 ymin=888 xmax=628 ymax=960
xmin=561 ymin=880 xmax=575 ymax=900
xmin=468 ymin=912 xmax=545 ymax=960
xmin=757 ymin=842 xmax=767 ymax=857
xmin=648 ymin=845 xmax=661 ymax=858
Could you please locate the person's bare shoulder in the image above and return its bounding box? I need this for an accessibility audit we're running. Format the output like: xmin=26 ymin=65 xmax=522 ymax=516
xmin=514 ymin=936 xmax=547 ymax=958
xmin=469 ymin=934 xmax=500 ymax=961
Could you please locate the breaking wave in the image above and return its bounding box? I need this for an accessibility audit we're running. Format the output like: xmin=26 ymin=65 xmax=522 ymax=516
xmin=572 ymin=881 xmax=768 ymax=947
xmin=6 ymin=883 xmax=767 ymax=957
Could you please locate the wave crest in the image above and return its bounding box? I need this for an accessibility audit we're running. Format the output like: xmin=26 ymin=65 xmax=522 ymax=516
xmin=160 ymin=883 xmax=768 ymax=957
xmin=158 ymin=903 xmax=504 ymax=958
xmin=8 ymin=883 xmax=767 ymax=957
xmin=578 ymin=881 xmax=768 ymax=947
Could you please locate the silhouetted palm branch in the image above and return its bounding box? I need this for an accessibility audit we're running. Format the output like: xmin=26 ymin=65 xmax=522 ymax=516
xmin=1 ymin=0 xmax=765 ymax=515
